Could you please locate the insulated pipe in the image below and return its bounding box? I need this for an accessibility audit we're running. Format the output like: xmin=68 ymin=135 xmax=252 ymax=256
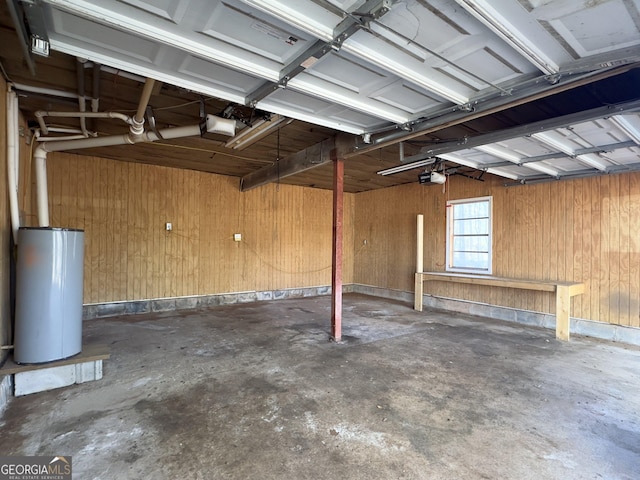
xmin=7 ymin=90 xmax=20 ymax=243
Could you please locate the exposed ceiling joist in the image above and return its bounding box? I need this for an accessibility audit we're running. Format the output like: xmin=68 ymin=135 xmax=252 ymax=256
xmin=240 ymin=137 xmax=337 ymax=191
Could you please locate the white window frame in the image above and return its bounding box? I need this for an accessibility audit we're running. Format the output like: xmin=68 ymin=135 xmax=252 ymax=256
xmin=446 ymin=196 xmax=493 ymax=274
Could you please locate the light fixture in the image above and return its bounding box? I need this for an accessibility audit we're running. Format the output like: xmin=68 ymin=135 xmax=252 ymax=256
xmin=377 ymin=158 xmax=437 ymax=176
xmin=454 ymin=0 xmax=559 ymax=75
xmin=224 ymin=114 xmax=292 ymax=150
xmin=611 ymin=115 xmax=640 ymax=144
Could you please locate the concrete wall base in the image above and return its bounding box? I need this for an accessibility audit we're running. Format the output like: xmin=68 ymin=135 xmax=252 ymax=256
xmin=83 ymin=285 xmax=346 ymax=320
xmin=13 ymin=360 xmax=103 ymax=396
xmin=82 ymin=284 xmax=640 ymax=346
xmin=351 ymin=284 xmax=640 ymax=347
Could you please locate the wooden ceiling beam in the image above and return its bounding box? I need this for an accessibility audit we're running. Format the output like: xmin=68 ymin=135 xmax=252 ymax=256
xmin=240 ymin=135 xmax=353 ymax=192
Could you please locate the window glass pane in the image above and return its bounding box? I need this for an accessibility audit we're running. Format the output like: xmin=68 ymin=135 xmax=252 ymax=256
xmin=453 ymin=218 xmax=489 ymax=235
xmin=452 ymin=251 xmax=489 ymax=270
xmin=454 ymin=201 xmax=489 ymax=219
xmin=453 ymin=236 xmax=489 ymax=252
xmin=447 ymin=197 xmax=492 ymax=273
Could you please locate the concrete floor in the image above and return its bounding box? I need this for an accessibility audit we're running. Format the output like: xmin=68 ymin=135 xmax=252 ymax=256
xmin=1 ymin=293 xmax=639 ymax=479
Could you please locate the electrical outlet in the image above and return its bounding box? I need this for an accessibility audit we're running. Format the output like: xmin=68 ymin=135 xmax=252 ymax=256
xmin=234 ymin=233 xmax=242 ymax=242
xmin=166 ymin=222 xmax=172 ymax=231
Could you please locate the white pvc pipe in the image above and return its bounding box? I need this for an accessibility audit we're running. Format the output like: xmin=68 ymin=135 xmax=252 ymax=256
xmin=34 ymin=149 xmax=49 ymax=227
xmin=131 ymin=78 xmax=155 ymax=136
xmin=78 ymin=95 xmax=89 ymax=138
xmin=35 ymin=110 xmax=132 ymax=124
xmin=48 ymin=127 xmax=86 ymax=134
xmin=33 ymin=122 xmax=201 ymax=225
xmin=77 ymin=59 xmax=89 ymax=138
xmin=39 ymin=124 xmax=201 ymax=153
xmin=7 ymin=90 xmax=20 ymax=243
xmin=37 ymin=135 xmax=89 ymax=142
xmin=11 ymin=82 xmax=79 ymax=99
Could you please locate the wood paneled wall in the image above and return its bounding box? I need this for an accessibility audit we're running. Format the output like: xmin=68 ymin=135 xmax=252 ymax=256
xmin=41 ymin=152 xmax=354 ymax=304
xmin=354 ymin=174 xmax=640 ymax=328
xmin=1 ymin=76 xmax=11 ymax=362
xmin=17 ymin=139 xmax=640 ymax=328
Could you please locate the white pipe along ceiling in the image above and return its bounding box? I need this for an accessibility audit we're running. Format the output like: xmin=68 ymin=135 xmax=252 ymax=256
xmin=32 ymin=78 xmax=236 ymax=227
xmin=10 ymin=0 xmax=640 ymax=188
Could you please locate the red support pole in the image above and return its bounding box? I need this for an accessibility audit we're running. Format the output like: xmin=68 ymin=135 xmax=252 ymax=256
xmin=331 ymin=150 xmax=344 ymax=342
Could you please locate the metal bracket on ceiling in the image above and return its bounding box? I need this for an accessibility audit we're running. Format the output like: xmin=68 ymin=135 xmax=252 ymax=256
xmin=246 ymin=0 xmax=396 ymax=108
xmin=352 ymin=0 xmax=395 ymax=24
xmin=546 ymin=74 xmax=562 ymax=85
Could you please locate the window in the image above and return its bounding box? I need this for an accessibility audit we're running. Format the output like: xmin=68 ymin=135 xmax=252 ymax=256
xmin=446 ymin=196 xmax=492 ymax=274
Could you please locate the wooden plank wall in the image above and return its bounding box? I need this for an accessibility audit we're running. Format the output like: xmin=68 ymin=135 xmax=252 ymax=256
xmin=1 ymin=76 xmax=11 ymax=363
xmin=354 ymin=173 xmax=640 ymax=328
xmin=41 ymin=152 xmax=354 ymax=304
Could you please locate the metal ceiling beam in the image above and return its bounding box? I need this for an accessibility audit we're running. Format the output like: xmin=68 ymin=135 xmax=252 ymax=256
xmin=240 ymin=137 xmax=338 ymax=191
xmin=505 ymin=161 xmax=640 ymax=187
xmin=558 ymin=46 xmax=640 ymax=76
xmin=481 ymin=141 xmax=638 ymax=169
xmin=350 ymin=63 xmax=639 ymax=155
xmin=399 ymin=98 xmax=640 ymax=163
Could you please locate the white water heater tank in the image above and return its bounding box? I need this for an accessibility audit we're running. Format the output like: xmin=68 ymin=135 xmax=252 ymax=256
xmin=14 ymin=227 xmax=85 ymax=364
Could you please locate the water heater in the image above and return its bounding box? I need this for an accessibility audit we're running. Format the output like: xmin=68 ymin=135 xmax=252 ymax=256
xmin=14 ymin=227 xmax=85 ymax=364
